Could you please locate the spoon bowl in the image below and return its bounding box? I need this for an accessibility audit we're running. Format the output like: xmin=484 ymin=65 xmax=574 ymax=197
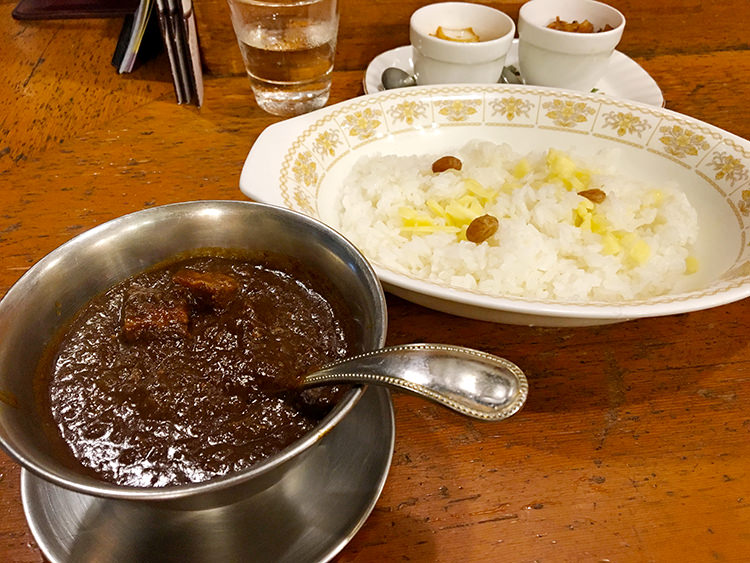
xmin=381 ymin=67 xmax=417 ymax=89
xmin=303 ymin=343 xmax=528 ymax=421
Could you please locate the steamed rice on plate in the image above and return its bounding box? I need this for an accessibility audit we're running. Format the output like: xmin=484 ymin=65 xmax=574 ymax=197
xmin=337 ymin=140 xmax=699 ymax=302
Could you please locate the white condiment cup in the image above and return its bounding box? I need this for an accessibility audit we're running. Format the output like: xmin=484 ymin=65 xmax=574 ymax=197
xmin=518 ymin=0 xmax=625 ymax=91
xmin=409 ymin=2 xmax=515 ymax=85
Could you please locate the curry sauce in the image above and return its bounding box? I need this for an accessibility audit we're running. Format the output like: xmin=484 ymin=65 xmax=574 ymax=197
xmin=35 ymin=251 xmax=355 ymax=488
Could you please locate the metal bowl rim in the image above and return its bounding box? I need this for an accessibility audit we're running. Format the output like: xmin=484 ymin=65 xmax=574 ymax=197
xmin=0 ymin=200 xmax=388 ymax=502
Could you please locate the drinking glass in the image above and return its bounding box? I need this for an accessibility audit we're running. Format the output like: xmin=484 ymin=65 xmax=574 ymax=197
xmin=226 ymin=0 xmax=339 ymax=117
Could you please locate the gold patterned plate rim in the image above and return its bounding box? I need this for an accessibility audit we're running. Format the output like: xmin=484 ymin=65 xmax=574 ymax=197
xmin=240 ymin=84 xmax=750 ymax=326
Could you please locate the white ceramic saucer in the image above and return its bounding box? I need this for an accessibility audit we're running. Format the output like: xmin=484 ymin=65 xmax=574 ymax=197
xmin=363 ymin=40 xmax=664 ymax=107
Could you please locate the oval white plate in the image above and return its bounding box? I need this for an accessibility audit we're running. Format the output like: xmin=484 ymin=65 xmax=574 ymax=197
xmin=240 ymin=84 xmax=750 ymax=326
xmin=363 ymin=41 xmax=665 ymax=107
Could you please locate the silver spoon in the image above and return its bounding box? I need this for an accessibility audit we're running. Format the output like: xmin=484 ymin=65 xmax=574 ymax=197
xmin=381 ymin=65 xmax=524 ymax=89
xmin=303 ymin=343 xmax=528 ymax=421
xmin=501 ymin=65 xmax=524 ymax=85
xmin=381 ymin=67 xmax=417 ymax=89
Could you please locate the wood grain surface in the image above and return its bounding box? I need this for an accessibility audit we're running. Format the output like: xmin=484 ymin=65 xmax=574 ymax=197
xmin=1 ymin=0 xmax=750 ymax=561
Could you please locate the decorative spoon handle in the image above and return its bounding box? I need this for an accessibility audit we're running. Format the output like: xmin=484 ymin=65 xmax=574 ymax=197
xmin=303 ymin=343 xmax=528 ymax=421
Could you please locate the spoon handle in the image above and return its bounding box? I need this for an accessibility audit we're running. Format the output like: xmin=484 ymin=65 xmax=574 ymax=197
xmin=303 ymin=343 xmax=528 ymax=421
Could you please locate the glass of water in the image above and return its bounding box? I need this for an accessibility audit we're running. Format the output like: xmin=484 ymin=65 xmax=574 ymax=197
xmin=226 ymin=0 xmax=339 ymax=117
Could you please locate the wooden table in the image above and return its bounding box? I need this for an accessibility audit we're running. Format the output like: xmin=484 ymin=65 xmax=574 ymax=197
xmin=2 ymin=0 xmax=750 ymax=561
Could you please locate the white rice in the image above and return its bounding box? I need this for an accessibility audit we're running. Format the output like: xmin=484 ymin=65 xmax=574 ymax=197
xmin=337 ymin=140 xmax=699 ymax=302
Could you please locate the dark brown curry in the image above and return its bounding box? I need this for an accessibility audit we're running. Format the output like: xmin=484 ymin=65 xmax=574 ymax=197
xmin=35 ymin=250 xmax=355 ymax=488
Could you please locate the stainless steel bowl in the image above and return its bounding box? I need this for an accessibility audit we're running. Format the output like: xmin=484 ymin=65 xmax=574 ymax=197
xmin=0 ymin=201 xmax=388 ymax=511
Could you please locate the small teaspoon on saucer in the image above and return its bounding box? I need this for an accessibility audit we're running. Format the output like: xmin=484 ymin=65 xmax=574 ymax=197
xmin=381 ymin=66 xmax=523 ymax=89
xmin=381 ymin=67 xmax=417 ymax=89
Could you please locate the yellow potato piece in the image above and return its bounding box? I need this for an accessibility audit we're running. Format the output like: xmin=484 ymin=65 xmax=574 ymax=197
xmin=648 ymin=189 xmax=664 ymax=206
xmin=628 ymin=239 xmax=651 ymax=265
xmin=546 ymin=150 xmax=576 ymax=180
xmin=463 ymin=178 xmax=496 ymax=202
xmin=401 ymin=225 xmax=460 ymax=234
xmin=589 ymin=212 xmax=610 ymax=234
xmin=573 ymin=200 xmax=594 ymax=228
xmin=399 ymin=206 xmax=433 ymax=227
xmin=446 ymin=201 xmax=477 ymax=225
xmin=425 ymin=199 xmax=446 ymax=217
xmin=685 ymin=256 xmax=699 ymax=274
xmin=601 ymin=233 xmax=621 ymax=255
xmin=512 ymin=158 xmax=531 ymax=179
xmin=545 ymin=149 xmax=593 ymax=191
xmin=502 ymin=180 xmax=521 ymax=193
